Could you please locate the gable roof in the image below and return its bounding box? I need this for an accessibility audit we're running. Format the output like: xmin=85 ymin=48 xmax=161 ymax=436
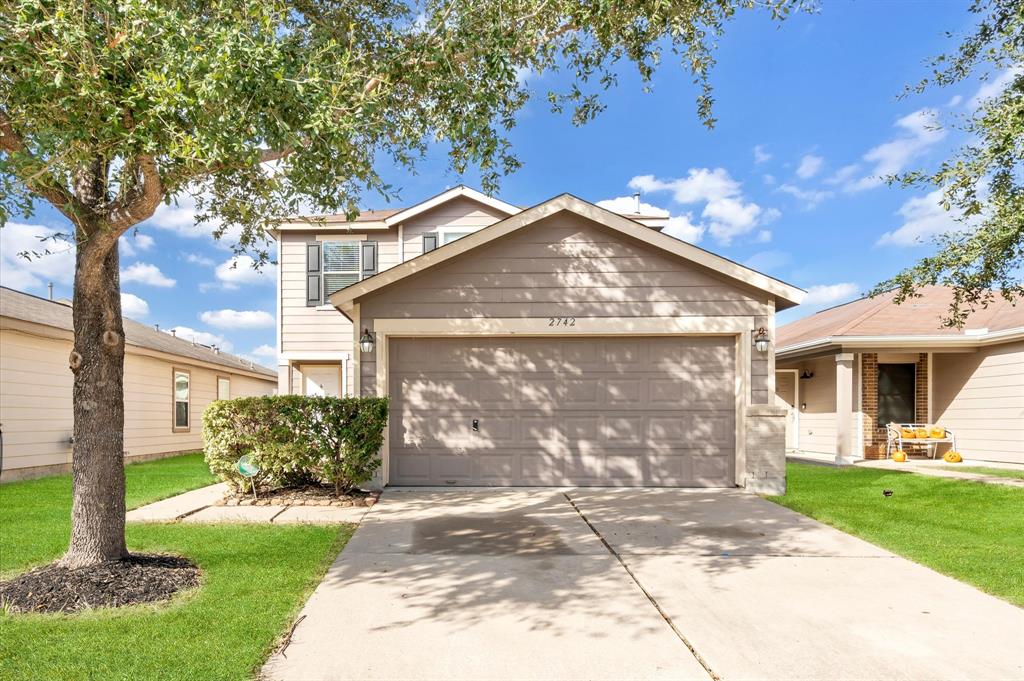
xmin=777 ymin=286 xmax=1024 ymax=356
xmin=329 ymin=193 xmax=805 ymax=313
xmin=0 ymin=287 xmax=277 ymax=379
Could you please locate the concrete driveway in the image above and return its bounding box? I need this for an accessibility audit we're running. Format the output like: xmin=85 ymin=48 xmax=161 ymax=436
xmin=263 ymin=489 xmax=1023 ymax=681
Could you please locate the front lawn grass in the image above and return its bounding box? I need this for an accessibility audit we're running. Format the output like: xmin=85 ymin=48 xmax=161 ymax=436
xmin=0 ymin=452 xmax=353 ymax=681
xmin=770 ymin=462 xmax=1024 ymax=606
xmin=942 ymin=465 xmax=1024 ymax=480
xmin=1 ymin=452 xmax=216 ymax=575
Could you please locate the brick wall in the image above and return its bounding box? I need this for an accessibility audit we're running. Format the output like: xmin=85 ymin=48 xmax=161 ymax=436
xmin=861 ymin=352 xmax=929 ymax=459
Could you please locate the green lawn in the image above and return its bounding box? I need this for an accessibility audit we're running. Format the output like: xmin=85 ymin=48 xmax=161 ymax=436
xmin=942 ymin=465 xmax=1024 ymax=481
xmin=770 ymin=462 xmax=1024 ymax=606
xmin=1 ymin=452 xmax=217 ymax=575
xmin=0 ymin=453 xmax=352 ymax=681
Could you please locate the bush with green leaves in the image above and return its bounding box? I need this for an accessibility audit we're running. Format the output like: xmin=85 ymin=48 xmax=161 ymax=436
xmin=202 ymin=395 xmax=389 ymax=494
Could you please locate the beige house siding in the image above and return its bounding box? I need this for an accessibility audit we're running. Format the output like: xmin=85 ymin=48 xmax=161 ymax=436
xmin=358 ymin=213 xmax=773 ymax=401
xmin=781 ymin=355 xmax=839 ymax=455
xmin=401 ymin=196 xmax=509 ymax=260
xmin=0 ymin=327 xmax=275 ymax=480
xmin=933 ymin=341 xmax=1024 ymax=464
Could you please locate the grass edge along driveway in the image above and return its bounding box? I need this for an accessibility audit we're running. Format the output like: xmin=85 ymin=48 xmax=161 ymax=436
xmin=770 ymin=462 xmax=1024 ymax=607
xmin=0 ymin=453 xmax=353 ymax=681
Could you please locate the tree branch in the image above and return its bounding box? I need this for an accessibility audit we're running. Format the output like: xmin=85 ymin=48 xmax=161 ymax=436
xmin=106 ymin=155 xmax=165 ymax=233
xmin=0 ymin=109 xmax=86 ymax=223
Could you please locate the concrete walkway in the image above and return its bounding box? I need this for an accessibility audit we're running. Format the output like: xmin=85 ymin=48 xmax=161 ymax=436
xmin=858 ymin=459 xmax=1024 ymax=488
xmin=126 ymin=483 xmax=369 ymax=524
xmin=263 ymin=488 xmax=1023 ymax=681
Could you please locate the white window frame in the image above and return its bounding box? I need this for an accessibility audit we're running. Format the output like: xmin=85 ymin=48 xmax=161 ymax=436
xmin=436 ymin=227 xmax=478 ymax=245
xmin=172 ymin=368 xmax=191 ymax=432
xmin=322 ymin=240 xmax=362 ymax=297
xmin=217 ymin=375 xmax=230 ymax=400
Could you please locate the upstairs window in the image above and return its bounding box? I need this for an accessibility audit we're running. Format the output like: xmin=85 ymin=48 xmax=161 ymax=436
xmin=441 ymin=230 xmax=473 ymax=245
xmin=173 ymin=369 xmax=191 ymax=431
xmin=323 ymin=242 xmax=361 ymax=296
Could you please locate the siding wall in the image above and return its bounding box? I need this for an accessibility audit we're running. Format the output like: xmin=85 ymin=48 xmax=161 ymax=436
xmin=779 ymin=355 xmax=839 ymax=455
xmin=278 ymin=197 xmax=510 ymax=395
xmin=933 ymin=341 xmax=1024 ymax=464
xmin=0 ymin=328 xmax=275 ymax=478
xmin=358 ymin=213 xmax=774 ymax=400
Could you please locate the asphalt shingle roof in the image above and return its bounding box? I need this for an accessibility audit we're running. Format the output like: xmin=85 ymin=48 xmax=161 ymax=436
xmin=777 ymin=286 xmax=1024 ymax=349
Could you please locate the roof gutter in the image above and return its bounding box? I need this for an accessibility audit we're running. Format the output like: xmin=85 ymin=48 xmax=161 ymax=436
xmin=776 ymin=326 xmax=1024 ymax=360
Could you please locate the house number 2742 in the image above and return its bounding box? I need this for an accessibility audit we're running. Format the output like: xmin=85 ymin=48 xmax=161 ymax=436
xmin=548 ymin=316 xmax=576 ymax=327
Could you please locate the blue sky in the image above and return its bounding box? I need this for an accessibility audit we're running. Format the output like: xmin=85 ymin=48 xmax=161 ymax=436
xmin=2 ymin=2 xmax=1010 ymax=367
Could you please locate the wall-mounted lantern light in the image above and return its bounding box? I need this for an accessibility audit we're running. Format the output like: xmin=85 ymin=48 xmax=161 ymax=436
xmin=359 ymin=328 xmax=375 ymax=354
xmin=800 ymin=370 xmax=815 ymax=380
xmin=752 ymin=327 xmax=771 ymax=353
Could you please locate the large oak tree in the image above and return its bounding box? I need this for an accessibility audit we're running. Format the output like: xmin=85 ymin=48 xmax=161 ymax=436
xmin=1 ymin=0 xmax=807 ymax=567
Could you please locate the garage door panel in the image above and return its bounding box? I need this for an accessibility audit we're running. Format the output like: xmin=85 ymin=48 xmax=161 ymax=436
xmin=389 ymin=337 xmax=735 ymax=487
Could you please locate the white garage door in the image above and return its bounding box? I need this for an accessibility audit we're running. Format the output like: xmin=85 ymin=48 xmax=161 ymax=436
xmin=388 ymin=336 xmax=736 ymax=487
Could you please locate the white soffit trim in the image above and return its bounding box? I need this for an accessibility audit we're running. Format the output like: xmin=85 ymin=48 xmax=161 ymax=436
xmin=776 ymin=326 xmax=1024 ymax=357
xmin=330 ymin=193 xmax=805 ymax=311
xmin=383 ymin=185 xmax=521 ymax=226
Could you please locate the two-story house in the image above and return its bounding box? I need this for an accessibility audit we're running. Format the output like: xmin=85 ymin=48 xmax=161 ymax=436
xmin=271 ymin=186 xmax=804 ymax=491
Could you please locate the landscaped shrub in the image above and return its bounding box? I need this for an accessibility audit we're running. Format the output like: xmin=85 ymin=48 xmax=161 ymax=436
xmin=202 ymin=395 xmax=389 ymax=494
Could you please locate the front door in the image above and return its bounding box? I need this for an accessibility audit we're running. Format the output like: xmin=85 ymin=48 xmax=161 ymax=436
xmin=303 ymin=365 xmax=341 ymax=397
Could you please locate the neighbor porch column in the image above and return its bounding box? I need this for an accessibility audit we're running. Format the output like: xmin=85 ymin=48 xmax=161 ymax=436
xmin=835 ymin=352 xmax=854 ymax=464
xmin=277 ymin=361 xmax=292 ymax=395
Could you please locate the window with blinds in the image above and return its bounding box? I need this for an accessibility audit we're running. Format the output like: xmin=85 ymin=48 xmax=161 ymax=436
xmin=323 ymin=241 xmax=361 ymax=295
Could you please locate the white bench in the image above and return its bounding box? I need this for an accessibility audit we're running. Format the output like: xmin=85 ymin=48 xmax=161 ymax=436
xmin=886 ymin=423 xmax=957 ymax=459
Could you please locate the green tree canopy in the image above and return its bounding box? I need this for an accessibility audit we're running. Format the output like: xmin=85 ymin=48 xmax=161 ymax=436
xmin=873 ymin=0 xmax=1023 ymax=326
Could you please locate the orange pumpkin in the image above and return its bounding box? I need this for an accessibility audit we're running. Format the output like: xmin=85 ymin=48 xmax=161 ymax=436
xmin=900 ymin=427 xmax=916 ymax=439
xmin=914 ymin=427 xmax=929 ymax=439
xmin=929 ymin=426 xmax=946 ymax=439
xmin=944 ymin=451 xmax=963 ymax=463
xmin=892 ymin=450 xmax=907 ymax=462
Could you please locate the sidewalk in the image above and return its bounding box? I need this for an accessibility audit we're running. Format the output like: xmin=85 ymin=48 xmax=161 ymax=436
xmin=126 ymin=483 xmax=370 ymax=524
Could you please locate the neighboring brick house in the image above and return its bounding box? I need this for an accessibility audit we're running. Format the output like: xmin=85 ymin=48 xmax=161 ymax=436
xmin=775 ymin=287 xmax=1024 ymax=465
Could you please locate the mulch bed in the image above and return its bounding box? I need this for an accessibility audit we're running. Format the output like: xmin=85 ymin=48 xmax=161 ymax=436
xmin=0 ymin=554 xmax=201 ymax=614
xmin=218 ymin=484 xmax=379 ymax=508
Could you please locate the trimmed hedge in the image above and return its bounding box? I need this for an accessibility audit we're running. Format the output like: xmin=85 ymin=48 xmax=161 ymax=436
xmin=202 ymin=395 xmax=389 ymax=495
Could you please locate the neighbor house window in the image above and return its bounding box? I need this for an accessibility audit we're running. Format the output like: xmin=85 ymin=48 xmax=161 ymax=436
xmin=322 ymin=241 xmax=361 ymax=296
xmin=441 ymin=230 xmax=473 ymax=245
xmin=173 ymin=369 xmax=191 ymax=431
xmin=877 ymin=363 xmax=915 ymax=426
xmin=217 ymin=376 xmax=230 ymax=400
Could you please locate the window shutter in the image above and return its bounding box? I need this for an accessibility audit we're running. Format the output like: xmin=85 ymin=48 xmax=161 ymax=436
xmin=361 ymin=241 xmax=378 ymax=280
xmin=306 ymin=242 xmax=322 ymax=306
xmin=423 ymin=233 xmax=438 ymax=253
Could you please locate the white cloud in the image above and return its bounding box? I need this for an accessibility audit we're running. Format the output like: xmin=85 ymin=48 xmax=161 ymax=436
xmin=629 ymin=169 xmax=778 ymax=245
xmin=946 ymin=94 xmax=963 ymax=108
xmin=804 ymin=282 xmax=860 ymax=305
xmin=968 ymin=66 xmax=1022 ymax=109
xmin=0 ymin=223 xmax=75 ymax=292
xmin=121 ymin=262 xmax=176 ymax=287
xmin=120 ymin=293 xmax=150 ymax=319
xmin=630 ymin=168 xmax=740 ymax=204
xmin=778 ymin=184 xmax=834 ymax=209
xmin=185 ymin=252 xmax=215 ymax=266
xmin=846 ymin=109 xmax=946 ymax=192
xmin=214 ymin=255 xmax=276 ymax=290
xmin=876 ymin=188 xmax=975 ymax=247
xmin=762 ymin=174 xmax=776 ymax=186
xmin=199 ymin=309 xmax=275 ymax=329
xmin=825 ymin=164 xmax=860 ymax=186
xmin=754 ymin=230 xmax=772 ymax=243
xmin=251 ymin=344 xmax=277 ymax=358
xmin=119 ymin=232 xmax=156 ymax=258
xmin=147 ymin=190 xmax=244 ymax=249
xmin=663 ymin=214 xmax=705 ymax=243
xmin=596 ymin=196 xmax=669 ymax=216
xmin=166 ymin=326 xmax=233 ymax=352
xmin=753 ymin=145 xmax=772 ymax=164
xmin=796 ymin=154 xmax=824 ymax=180
xmin=744 ymin=250 xmax=792 ymax=273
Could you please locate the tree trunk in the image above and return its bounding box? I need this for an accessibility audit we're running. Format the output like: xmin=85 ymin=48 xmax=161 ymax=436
xmin=61 ymin=237 xmax=129 ymax=567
